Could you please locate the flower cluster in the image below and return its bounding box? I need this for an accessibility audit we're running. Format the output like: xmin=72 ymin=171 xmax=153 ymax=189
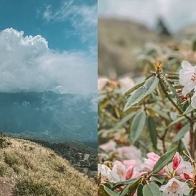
xmin=98 ymin=60 xmax=196 ymax=195
xmin=98 ymin=150 xmax=194 ymax=196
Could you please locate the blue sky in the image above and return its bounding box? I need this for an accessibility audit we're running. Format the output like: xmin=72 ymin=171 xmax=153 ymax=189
xmin=0 ymin=0 xmax=97 ymax=51
xmin=0 ymin=0 xmax=97 ymax=94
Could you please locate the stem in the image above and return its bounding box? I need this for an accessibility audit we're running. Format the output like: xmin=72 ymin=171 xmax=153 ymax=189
xmin=158 ymin=73 xmax=196 ymax=157
xmin=190 ymin=112 xmax=195 ymax=159
xmin=160 ymin=128 xmax=169 ymax=153
xmin=158 ymin=75 xmax=192 ymax=122
xmin=190 ymin=122 xmax=194 ymax=159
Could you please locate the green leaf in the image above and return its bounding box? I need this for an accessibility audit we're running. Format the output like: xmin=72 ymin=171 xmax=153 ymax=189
xmin=183 ymin=105 xmax=193 ymax=115
xmin=152 ymin=107 xmax=170 ymax=120
xmin=164 ymin=77 xmax=183 ymax=110
xmin=143 ymin=182 xmax=161 ymax=196
xmin=113 ymin=178 xmax=138 ymax=190
xmin=104 ymin=186 xmax=119 ymax=196
xmin=124 ymin=81 xmax=145 ymax=96
xmin=98 ymin=185 xmax=110 ymax=196
xmin=152 ymin=147 xmax=177 ymax=174
xmin=113 ymin=111 xmax=137 ymax=131
xmin=120 ymin=178 xmax=140 ymax=196
xmin=144 ymin=75 xmax=159 ymax=95
xmin=130 ymin=111 xmax=146 ymax=143
xmin=151 ymin=176 xmax=165 ymax=185
xmin=147 ymin=117 xmax=157 ymax=149
xmin=124 ymin=76 xmax=159 ymax=111
xmin=173 ymin=123 xmax=190 ymax=142
xmin=137 ymin=184 xmax=143 ymax=196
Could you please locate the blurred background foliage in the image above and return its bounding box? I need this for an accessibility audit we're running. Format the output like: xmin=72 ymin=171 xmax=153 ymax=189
xmin=98 ymin=16 xmax=196 ymax=158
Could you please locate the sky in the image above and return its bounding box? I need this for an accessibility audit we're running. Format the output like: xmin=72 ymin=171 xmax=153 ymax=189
xmin=99 ymin=0 xmax=196 ymax=33
xmin=0 ymin=0 xmax=97 ymax=94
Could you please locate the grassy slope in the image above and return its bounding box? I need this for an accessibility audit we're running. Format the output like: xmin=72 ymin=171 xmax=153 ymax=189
xmin=0 ymin=135 xmax=97 ymax=196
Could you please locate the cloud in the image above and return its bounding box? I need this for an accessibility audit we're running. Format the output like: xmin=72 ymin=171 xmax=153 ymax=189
xmin=43 ymin=0 xmax=97 ymax=43
xmin=0 ymin=28 xmax=96 ymax=94
xmin=99 ymin=0 xmax=196 ymax=33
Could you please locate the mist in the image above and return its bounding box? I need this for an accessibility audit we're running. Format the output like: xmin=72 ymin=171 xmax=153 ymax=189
xmin=99 ymin=0 xmax=196 ymax=33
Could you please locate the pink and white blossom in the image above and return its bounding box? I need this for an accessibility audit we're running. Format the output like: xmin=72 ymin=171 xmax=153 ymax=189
xmin=179 ymin=61 xmax=196 ymax=96
xmin=123 ymin=159 xmax=142 ymax=178
xmin=160 ymin=178 xmax=190 ymax=196
xmin=98 ymin=164 xmax=120 ymax=183
xmin=143 ymin=152 xmax=160 ymax=172
xmin=99 ymin=140 xmax=116 ymax=152
xmin=117 ymin=145 xmax=141 ymax=160
xmin=166 ymin=153 xmax=192 ymax=178
xmin=112 ymin=161 xmax=127 ymax=181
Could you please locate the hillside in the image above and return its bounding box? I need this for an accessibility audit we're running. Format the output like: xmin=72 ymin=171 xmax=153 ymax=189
xmin=98 ymin=18 xmax=173 ymax=77
xmin=0 ymin=134 xmax=97 ymax=196
xmin=31 ymin=139 xmax=97 ymax=180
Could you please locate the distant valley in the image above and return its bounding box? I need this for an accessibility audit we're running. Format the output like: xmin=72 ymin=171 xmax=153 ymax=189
xmin=0 ymin=91 xmax=97 ymax=146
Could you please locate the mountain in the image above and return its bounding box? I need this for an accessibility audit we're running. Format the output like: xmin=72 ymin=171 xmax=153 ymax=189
xmin=0 ymin=134 xmax=97 ymax=196
xmin=98 ymin=18 xmax=172 ymax=77
xmin=0 ymin=91 xmax=97 ymax=144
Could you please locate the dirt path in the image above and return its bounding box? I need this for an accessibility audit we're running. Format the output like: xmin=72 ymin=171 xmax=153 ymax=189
xmin=0 ymin=178 xmax=14 ymax=196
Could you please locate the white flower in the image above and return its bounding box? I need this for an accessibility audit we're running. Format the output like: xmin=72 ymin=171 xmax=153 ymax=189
xmin=98 ymin=164 xmax=120 ymax=183
xmin=160 ymin=178 xmax=190 ymax=196
xmin=179 ymin=61 xmax=196 ymax=96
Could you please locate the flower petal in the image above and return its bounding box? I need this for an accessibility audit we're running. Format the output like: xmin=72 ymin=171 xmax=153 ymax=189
xmin=182 ymin=61 xmax=193 ymax=69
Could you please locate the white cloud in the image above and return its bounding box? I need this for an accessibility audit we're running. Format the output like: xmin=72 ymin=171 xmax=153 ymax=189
xmin=43 ymin=0 xmax=97 ymax=43
xmin=0 ymin=28 xmax=96 ymax=94
xmin=99 ymin=0 xmax=196 ymax=33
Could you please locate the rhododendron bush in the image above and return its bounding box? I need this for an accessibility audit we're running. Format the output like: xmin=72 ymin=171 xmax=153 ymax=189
xmin=98 ymin=40 xmax=196 ymax=195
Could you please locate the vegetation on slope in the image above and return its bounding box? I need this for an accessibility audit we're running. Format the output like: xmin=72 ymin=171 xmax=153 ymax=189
xmin=0 ymin=133 xmax=97 ymax=196
xmin=32 ymin=139 xmax=97 ymax=180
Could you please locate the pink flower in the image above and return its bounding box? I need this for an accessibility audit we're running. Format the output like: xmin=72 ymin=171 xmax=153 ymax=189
xmin=99 ymin=140 xmax=116 ymax=152
xmin=112 ymin=161 xmax=127 ymax=181
xmin=143 ymin=152 xmax=160 ymax=172
xmin=166 ymin=153 xmax=192 ymax=178
xmin=160 ymin=178 xmax=190 ymax=196
xmin=117 ymin=146 xmax=141 ymax=160
xmin=172 ymin=152 xmax=181 ymax=170
xmin=126 ymin=166 xmax=134 ymax=180
xmin=98 ymin=78 xmax=108 ymax=91
xmin=123 ymin=159 xmax=142 ymax=178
